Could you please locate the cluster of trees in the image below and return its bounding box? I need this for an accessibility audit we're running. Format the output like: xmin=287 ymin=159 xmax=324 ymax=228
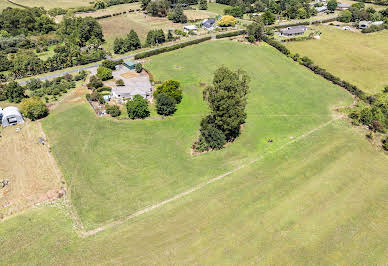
xmin=97 ymin=66 xmax=113 ymax=80
xmin=106 ymin=104 xmax=121 ymax=117
xmin=113 ymin=30 xmax=141 ymax=54
xmin=338 ymin=4 xmax=388 ymax=23
xmin=0 ymin=7 xmax=56 ymax=36
xmin=199 ymin=0 xmax=208 ymax=10
xmin=126 ymin=95 xmax=150 ymax=119
xmin=247 ymin=21 xmax=264 ymax=42
xmin=141 ymin=0 xmax=188 ymax=23
xmin=154 ymin=80 xmax=183 ymax=116
xmin=146 ymin=29 xmax=166 ymax=46
xmin=20 ymin=97 xmax=49 ymax=121
xmin=193 ymin=66 xmax=250 ymax=152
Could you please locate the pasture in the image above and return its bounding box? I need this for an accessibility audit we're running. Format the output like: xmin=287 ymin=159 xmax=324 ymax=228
xmin=0 ymin=0 xmax=18 ymax=10
xmin=41 ymin=40 xmax=352 ymax=230
xmin=285 ymin=25 xmax=388 ymax=94
xmin=8 ymin=0 xmax=91 ymax=9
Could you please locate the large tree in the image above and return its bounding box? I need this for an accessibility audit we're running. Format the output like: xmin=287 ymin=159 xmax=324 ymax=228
xmin=247 ymin=21 xmax=264 ymax=41
xmin=327 ymin=0 xmax=338 ymax=12
xmin=5 ymin=81 xmax=25 ymax=103
xmin=153 ymin=80 xmax=183 ymax=103
xmin=20 ymin=97 xmax=49 ymax=120
xmin=155 ymin=93 xmax=177 ymax=116
xmin=126 ymin=95 xmax=150 ymax=119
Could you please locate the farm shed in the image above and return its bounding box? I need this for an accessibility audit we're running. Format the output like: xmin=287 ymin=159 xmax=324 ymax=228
xmin=124 ymin=60 xmax=136 ymax=70
xmin=280 ymin=25 xmax=307 ymax=36
xmin=0 ymin=106 xmax=24 ymax=127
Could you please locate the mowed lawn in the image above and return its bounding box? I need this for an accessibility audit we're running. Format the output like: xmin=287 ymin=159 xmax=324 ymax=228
xmin=42 ymin=40 xmax=352 ymax=230
xmin=1 ymin=119 xmax=387 ymax=264
xmin=286 ymin=25 xmax=388 ymax=94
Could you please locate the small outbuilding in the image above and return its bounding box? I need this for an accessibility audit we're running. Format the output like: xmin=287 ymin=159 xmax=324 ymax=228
xmin=337 ymin=3 xmax=350 ymax=10
xmin=183 ymin=25 xmax=198 ymax=33
xmin=124 ymin=60 xmax=136 ymax=70
xmin=0 ymin=106 xmax=24 ymax=127
xmin=358 ymin=21 xmax=370 ymax=29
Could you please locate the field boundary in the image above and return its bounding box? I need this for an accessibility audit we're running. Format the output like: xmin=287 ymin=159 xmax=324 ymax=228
xmin=63 ymin=117 xmax=340 ymax=237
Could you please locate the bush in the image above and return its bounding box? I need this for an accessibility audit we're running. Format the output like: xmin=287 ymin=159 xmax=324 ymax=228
xmin=74 ymin=70 xmax=88 ymax=81
xmin=106 ymin=104 xmax=121 ymax=117
xmin=97 ymin=66 xmax=113 ymax=81
xmin=218 ymin=15 xmax=237 ymax=27
xmin=20 ymin=97 xmax=49 ymax=121
xmin=126 ymin=94 xmax=150 ymax=119
xmin=153 ymin=80 xmax=183 ymax=103
xmin=116 ymin=79 xmax=125 ymax=86
xmin=136 ymin=63 xmax=143 ymax=73
xmin=101 ymin=60 xmax=118 ymax=70
xmin=383 ymin=137 xmax=388 ymax=151
xmin=215 ymin=30 xmax=246 ymax=39
xmin=155 ymin=93 xmax=177 ymax=116
xmin=87 ymin=75 xmax=104 ymax=89
xmin=193 ymin=120 xmax=226 ymax=151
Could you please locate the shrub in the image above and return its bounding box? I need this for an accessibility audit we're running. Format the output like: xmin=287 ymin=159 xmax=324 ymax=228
xmin=74 ymin=70 xmax=88 ymax=81
xmin=87 ymin=75 xmax=104 ymax=89
xmin=20 ymin=97 xmax=49 ymax=121
xmin=126 ymin=94 xmax=150 ymax=119
xmin=155 ymin=93 xmax=177 ymax=116
xmin=106 ymin=104 xmax=121 ymax=117
xmin=153 ymin=80 xmax=183 ymax=103
xmin=116 ymin=79 xmax=125 ymax=86
xmin=383 ymin=137 xmax=388 ymax=151
xmin=218 ymin=15 xmax=237 ymax=27
xmin=102 ymin=60 xmax=118 ymax=70
xmin=97 ymin=66 xmax=113 ymax=81
xmin=215 ymin=30 xmax=246 ymax=39
xmin=136 ymin=63 xmax=143 ymax=73
xmin=193 ymin=121 xmax=226 ymax=151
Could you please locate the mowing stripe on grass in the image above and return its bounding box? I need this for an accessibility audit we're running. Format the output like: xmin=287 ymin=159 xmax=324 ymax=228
xmin=77 ymin=117 xmax=340 ymax=237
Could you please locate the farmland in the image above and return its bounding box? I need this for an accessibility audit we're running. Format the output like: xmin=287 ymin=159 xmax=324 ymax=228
xmin=285 ymin=25 xmax=388 ymax=94
xmin=8 ymin=0 xmax=91 ymax=9
xmin=41 ymin=40 xmax=352 ymax=230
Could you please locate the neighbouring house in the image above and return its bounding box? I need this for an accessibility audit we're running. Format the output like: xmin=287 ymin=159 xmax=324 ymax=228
xmin=183 ymin=25 xmax=197 ymax=33
xmin=124 ymin=60 xmax=136 ymax=70
xmin=358 ymin=20 xmax=370 ymax=29
xmin=0 ymin=106 xmax=24 ymax=127
xmin=337 ymin=3 xmax=350 ymax=10
xmin=371 ymin=21 xmax=384 ymax=26
xmin=201 ymin=18 xmax=216 ymax=30
xmin=280 ymin=25 xmax=307 ymax=36
xmin=111 ymin=76 xmax=152 ymax=100
xmin=315 ymin=6 xmax=327 ymax=12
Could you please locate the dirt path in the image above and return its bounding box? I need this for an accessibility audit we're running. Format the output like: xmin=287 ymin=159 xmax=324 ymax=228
xmin=79 ymin=117 xmax=339 ymax=237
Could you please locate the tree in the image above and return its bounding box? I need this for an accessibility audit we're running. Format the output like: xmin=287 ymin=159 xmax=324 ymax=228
xmin=297 ymin=8 xmax=307 ymax=19
xmin=146 ymin=29 xmax=166 ymax=46
xmin=136 ymin=63 xmax=143 ymax=73
xmin=199 ymin=0 xmax=208 ymax=10
xmin=20 ymin=97 xmax=48 ymax=120
xmin=5 ymin=81 xmax=25 ymax=103
xmin=126 ymin=95 xmax=150 ymax=119
xmin=57 ymin=17 xmax=104 ymax=46
xmin=153 ymin=80 xmax=183 ymax=103
xmin=101 ymin=60 xmax=117 ymax=70
xmin=26 ymin=78 xmax=42 ymax=91
xmin=327 ymin=0 xmax=338 ymax=12
xmin=87 ymin=75 xmax=103 ymax=89
xmin=141 ymin=0 xmax=151 ymax=10
xmin=217 ymin=15 xmax=237 ymax=27
xmin=247 ymin=21 xmax=264 ymax=41
xmin=167 ymin=30 xmax=174 ymax=41
xmin=262 ymin=10 xmax=276 ymax=25
xmin=94 ymin=0 xmax=106 ymax=9
xmin=170 ymin=4 xmax=188 ymax=23
xmin=338 ymin=10 xmax=352 ymax=22
xmin=202 ymin=66 xmax=250 ymax=140
xmin=97 ymin=66 xmax=113 ymax=81
xmin=0 ymin=52 xmax=11 ymax=72
xmin=193 ymin=117 xmax=226 ymax=151
xmin=224 ymin=6 xmax=245 ymax=18
xmin=156 ymin=93 xmax=177 ymax=116
xmin=106 ymin=104 xmax=121 ymax=117
xmin=116 ymin=79 xmax=125 ymax=86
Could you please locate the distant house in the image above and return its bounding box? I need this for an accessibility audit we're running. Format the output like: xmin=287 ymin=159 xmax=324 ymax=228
xmin=315 ymin=6 xmax=327 ymax=13
xmin=337 ymin=3 xmax=350 ymax=10
xmin=111 ymin=76 xmax=152 ymax=100
xmin=124 ymin=60 xmax=136 ymax=70
xmin=0 ymin=106 xmax=24 ymax=127
xmin=371 ymin=21 xmax=384 ymax=26
xmin=201 ymin=18 xmax=216 ymax=30
xmin=183 ymin=25 xmax=197 ymax=33
xmin=358 ymin=21 xmax=370 ymax=29
xmin=280 ymin=25 xmax=307 ymax=36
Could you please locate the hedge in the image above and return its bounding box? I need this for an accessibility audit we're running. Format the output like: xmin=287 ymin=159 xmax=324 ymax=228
xmin=270 ymin=17 xmax=337 ymax=30
xmin=134 ymin=36 xmax=212 ymax=59
xmin=215 ymin=30 xmax=247 ymax=39
xmin=262 ymin=36 xmax=366 ymax=100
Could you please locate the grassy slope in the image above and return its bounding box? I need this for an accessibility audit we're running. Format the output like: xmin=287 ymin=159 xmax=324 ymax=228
xmin=0 ymin=0 xmax=18 ymax=10
xmin=285 ymin=25 xmax=388 ymax=94
xmin=1 ymin=120 xmax=387 ymax=265
xmin=42 ymin=40 xmax=351 ymax=230
xmin=9 ymin=0 xmax=91 ymax=9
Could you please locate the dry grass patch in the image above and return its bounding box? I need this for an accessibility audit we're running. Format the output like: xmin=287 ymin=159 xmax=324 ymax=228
xmin=76 ymin=2 xmax=141 ymax=18
xmin=120 ymin=71 xmax=140 ymax=79
xmin=11 ymin=0 xmax=91 ymax=9
xmin=184 ymin=9 xmax=217 ymax=20
xmin=0 ymin=122 xmax=63 ymax=218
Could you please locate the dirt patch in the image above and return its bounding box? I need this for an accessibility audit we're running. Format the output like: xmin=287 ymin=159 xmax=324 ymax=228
xmin=0 ymin=122 xmax=63 ymax=218
xmin=120 ymin=71 xmax=140 ymax=79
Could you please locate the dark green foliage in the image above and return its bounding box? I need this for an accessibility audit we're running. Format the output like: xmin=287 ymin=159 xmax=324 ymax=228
xmin=87 ymin=75 xmax=104 ymax=90
xmin=20 ymin=97 xmax=48 ymax=120
xmin=247 ymin=22 xmax=264 ymax=41
xmin=5 ymin=81 xmax=25 ymax=103
xmin=193 ymin=116 xmax=226 ymax=151
xmin=102 ymin=60 xmax=118 ymax=70
xmin=26 ymin=78 xmax=42 ymax=91
xmin=338 ymin=10 xmax=352 ymax=22
xmin=11 ymin=51 xmax=44 ymax=78
xmin=262 ymin=11 xmax=276 ymax=25
xmin=155 ymin=93 xmax=177 ymax=116
xmin=116 ymin=79 xmax=125 ymax=86
xmin=383 ymin=137 xmax=388 ymax=151
xmin=199 ymin=0 xmax=208 ymax=10
xmin=327 ymin=0 xmax=338 ymax=11
xmin=146 ymin=29 xmax=166 ymax=46
xmin=126 ymin=94 xmax=150 ymax=119
xmin=0 ymin=52 xmax=11 ymax=71
xmin=113 ymin=30 xmax=142 ymax=54
xmin=97 ymin=66 xmax=113 ymax=81
xmin=136 ymin=63 xmax=143 ymax=73
xmin=154 ymin=80 xmax=183 ymax=103
xmin=74 ymin=70 xmax=88 ymax=81
xmin=135 ymin=36 xmax=211 ymax=59
xmin=224 ymin=6 xmax=245 ymax=18
xmin=106 ymin=104 xmax=121 ymax=117
xmin=169 ymin=4 xmax=188 ymax=23
xmin=215 ymin=30 xmax=246 ymax=39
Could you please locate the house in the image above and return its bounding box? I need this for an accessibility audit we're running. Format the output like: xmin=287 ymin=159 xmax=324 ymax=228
xmin=111 ymin=76 xmax=152 ymax=100
xmin=280 ymin=25 xmax=307 ymax=36
xmin=337 ymin=3 xmax=350 ymax=10
xmin=124 ymin=60 xmax=136 ymax=70
xmin=201 ymin=18 xmax=216 ymax=30
xmin=315 ymin=6 xmax=327 ymax=13
xmin=358 ymin=21 xmax=370 ymax=29
xmin=0 ymin=106 xmax=24 ymax=127
xmin=103 ymin=95 xmax=111 ymax=102
xmin=183 ymin=25 xmax=197 ymax=33
xmin=371 ymin=21 xmax=384 ymax=26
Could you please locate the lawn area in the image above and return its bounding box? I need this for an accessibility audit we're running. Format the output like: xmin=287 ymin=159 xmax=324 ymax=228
xmin=9 ymin=0 xmax=91 ymax=9
xmin=41 ymin=40 xmax=352 ymax=230
xmin=1 ymin=117 xmax=387 ymax=264
xmin=285 ymin=25 xmax=388 ymax=94
xmin=204 ymin=2 xmax=229 ymax=15
xmin=184 ymin=8 xmax=218 ymax=20
xmin=0 ymin=0 xmax=18 ymax=10
xmin=99 ymin=12 xmax=184 ymax=51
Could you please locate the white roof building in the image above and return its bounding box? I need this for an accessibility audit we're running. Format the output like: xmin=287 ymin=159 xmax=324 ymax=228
xmin=0 ymin=106 xmax=24 ymax=127
xmin=111 ymin=76 xmax=152 ymax=100
xmin=183 ymin=25 xmax=198 ymax=32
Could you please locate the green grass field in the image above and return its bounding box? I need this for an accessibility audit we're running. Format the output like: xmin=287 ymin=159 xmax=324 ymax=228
xmin=0 ymin=0 xmax=18 ymax=10
xmin=8 ymin=0 xmax=91 ymax=9
xmin=285 ymin=25 xmax=388 ymax=94
xmin=1 ymin=40 xmax=387 ymax=264
xmin=41 ymin=40 xmax=351 ymax=230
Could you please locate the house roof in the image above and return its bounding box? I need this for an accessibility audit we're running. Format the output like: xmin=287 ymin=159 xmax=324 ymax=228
xmin=280 ymin=25 xmax=307 ymax=35
xmin=111 ymin=76 xmax=152 ymax=97
xmin=359 ymin=20 xmax=369 ymax=25
xmin=315 ymin=6 xmax=327 ymax=12
xmin=184 ymin=25 xmax=197 ymax=30
xmin=337 ymin=3 xmax=350 ymax=7
xmin=371 ymin=21 xmax=383 ymax=25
